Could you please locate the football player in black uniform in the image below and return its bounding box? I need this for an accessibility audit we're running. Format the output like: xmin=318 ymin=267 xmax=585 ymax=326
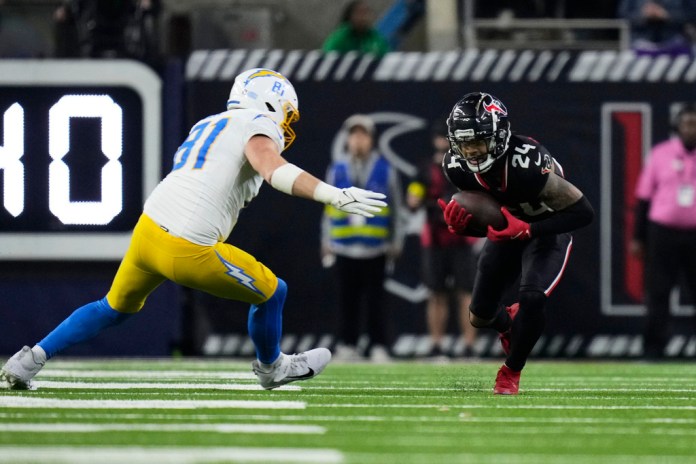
xmin=438 ymin=92 xmax=594 ymax=394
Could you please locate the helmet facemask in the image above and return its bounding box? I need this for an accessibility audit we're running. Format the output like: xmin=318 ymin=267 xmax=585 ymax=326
xmin=280 ymin=101 xmax=300 ymax=149
xmin=449 ymin=132 xmax=498 ymax=173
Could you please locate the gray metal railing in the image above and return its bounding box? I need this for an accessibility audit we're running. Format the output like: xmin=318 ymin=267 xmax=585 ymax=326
xmin=463 ymin=18 xmax=631 ymax=51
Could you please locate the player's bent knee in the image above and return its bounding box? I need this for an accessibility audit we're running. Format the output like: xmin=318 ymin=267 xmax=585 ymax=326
xmin=519 ymin=289 xmax=547 ymax=313
xmin=272 ymin=278 xmax=287 ymax=301
xmin=469 ymin=312 xmax=495 ymax=328
xmin=105 ymin=292 xmax=145 ymax=314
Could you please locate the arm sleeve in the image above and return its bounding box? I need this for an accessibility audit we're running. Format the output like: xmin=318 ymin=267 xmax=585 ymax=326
xmin=529 ymin=196 xmax=595 ymax=237
xmin=633 ymin=199 xmax=650 ymax=242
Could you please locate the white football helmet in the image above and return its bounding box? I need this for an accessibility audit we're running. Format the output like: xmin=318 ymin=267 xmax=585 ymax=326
xmin=227 ymin=68 xmax=300 ymax=148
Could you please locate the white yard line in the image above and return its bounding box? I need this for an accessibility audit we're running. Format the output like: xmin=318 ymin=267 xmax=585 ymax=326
xmin=0 ymin=397 xmax=305 ymax=409
xmin=0 ymin=447 xmax=343 ymax=463
xmin=38 ymin=370 xmax=257 ymax=380
xmin=279 ymin=385 xmax=696 ymax=393
xmin=350 ymin=452 xmax=695 ymax=464
xmin=311 ymin=403 xmax=696 ymax=410
xmin=34 ymin=381 xmax=300 ymax=391
xmin=0 ymin=423 xmax=324 ymax=434
xmin=525 ymin=387 xmax=696 ymax=392
xmin=8 ymin=422 xmax=688 ymax=438
xmin=2 ymin=411 xmax=696 ymax=425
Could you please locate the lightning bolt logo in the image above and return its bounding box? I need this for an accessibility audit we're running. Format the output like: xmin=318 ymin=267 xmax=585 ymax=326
xmin=246 ymin=69 xmax=288 ymax=83
xmin=215 ymin=251 xmax=263 ymax=295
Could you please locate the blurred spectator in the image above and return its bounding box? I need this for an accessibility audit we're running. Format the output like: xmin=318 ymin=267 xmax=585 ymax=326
xmin=618 ymin=0 xmax=696 ymax=55
xmin=54 ymin=0 xmax=160 ymax=65
xmin=0 ymin=0 xmax=49 ymax=58
xmin=322 ymin=0 xmax=391 ymax=56
xmin=407 ymin=120 xmax=478 ymax=359
xmin=374 ymin=0 xmax=425 ymax=51
xmin=321 ymin=114 xmax=405 ymax=362
xmin=631 ymin=104 xmax=696 ymax=359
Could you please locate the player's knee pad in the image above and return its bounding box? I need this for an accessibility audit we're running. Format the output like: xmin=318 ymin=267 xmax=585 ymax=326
xmin=469 ymin=298 xmax=499 ymax=327
xmin=469 ymin=313 xmax=494 ymax=328
xmin=468 ymin=306 xmax=497 ymax=328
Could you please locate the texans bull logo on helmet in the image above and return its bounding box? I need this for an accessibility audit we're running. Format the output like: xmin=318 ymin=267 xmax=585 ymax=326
xmin=482 ymin=98 xmax=508 ymax=116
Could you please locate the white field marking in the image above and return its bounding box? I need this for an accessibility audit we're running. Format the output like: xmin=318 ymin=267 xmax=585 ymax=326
xmin=34 ymin=381 xmax=300 ymax=391
xmin=310 ymin=403 xmax=696 ymax=410
xmin=0 ymin=447 xmax=343 ymax=464
xmin=251 ymin=392 xmax=696 ymax=401
xmin=526 ymin=376 xmax=696 ymax=382
xmin=526 ymin=387 xmax=696 ymax=393
xmin=28 ymin=391 xmax=696 ymax=403
xmin=4 ymin=412 xmax=696 ymax=426
xmin=274 ymin=384 xmax=696 ymax=393
xmin=38 ymin=369 xmax=257 ymax=380
xmin=0 ymin=397 xmax=305 ymax=409
xmin=459 ymin=416 xmax=696 ymax=425
xmin=0 ymin=423 xmax=324 ymax=434
xmin=285 ymin=378 xmax=696 ymax=387
xmin=333 ymin=425 xmax=696 ymax=437
xmin=349 ymin=452 xmax=696 ymax=464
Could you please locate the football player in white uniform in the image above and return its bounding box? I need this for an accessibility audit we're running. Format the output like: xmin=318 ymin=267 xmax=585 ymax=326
xmin=1 ymin=68 xmax=386 ymax=390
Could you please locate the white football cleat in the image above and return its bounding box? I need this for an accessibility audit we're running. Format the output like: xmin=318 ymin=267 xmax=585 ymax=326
xmin=1 ymin=346 xmax=46 ymax=390
xmin=252 ymin=348 xmax=331 ymax=390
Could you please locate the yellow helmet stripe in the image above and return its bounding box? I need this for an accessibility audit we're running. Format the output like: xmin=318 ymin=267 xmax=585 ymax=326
xmin=247 ymin=69 xmax=288 ymax=82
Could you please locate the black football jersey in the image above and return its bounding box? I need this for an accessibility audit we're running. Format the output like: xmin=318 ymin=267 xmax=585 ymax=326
xmin=442 ymin=134 xmax=564 ymax=223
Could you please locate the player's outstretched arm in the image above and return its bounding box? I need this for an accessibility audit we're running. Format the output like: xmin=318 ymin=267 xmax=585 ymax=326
xmin=245 ymin=135 xmax=386 ymax=218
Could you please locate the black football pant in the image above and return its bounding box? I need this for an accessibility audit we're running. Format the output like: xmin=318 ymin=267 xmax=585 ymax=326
xmin=334 ymin=254 xmax=388 ymax=348
xmin=469 ymin=233 xmax=573 ymax=370
xmin=643 ymin=223 xmax=696 ymax=355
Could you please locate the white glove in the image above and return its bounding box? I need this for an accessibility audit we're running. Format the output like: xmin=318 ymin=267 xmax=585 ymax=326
xmin=331 ymin=187 xmax=387 ymax=218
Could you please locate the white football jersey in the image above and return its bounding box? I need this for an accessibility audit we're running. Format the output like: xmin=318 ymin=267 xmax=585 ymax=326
xmin=144 ymin=108 xmax=285 ymax=246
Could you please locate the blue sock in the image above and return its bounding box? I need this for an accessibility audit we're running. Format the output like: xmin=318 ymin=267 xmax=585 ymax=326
xmin=248 ymin=278 xmax=286 ymax=364
xmin=38 ymin=297 xmax=134 ymax=359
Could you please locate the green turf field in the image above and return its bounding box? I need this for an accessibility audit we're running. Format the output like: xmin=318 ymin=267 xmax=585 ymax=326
xmin=1 ymin=358 xmax=695 ymax=463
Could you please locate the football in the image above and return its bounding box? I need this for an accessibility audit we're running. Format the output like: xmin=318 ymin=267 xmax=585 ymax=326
xmin=451 ymin=190 xmax=506 ymax=237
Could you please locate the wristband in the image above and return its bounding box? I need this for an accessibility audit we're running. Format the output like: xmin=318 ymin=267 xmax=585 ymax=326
xmin=270 ymin=163 xmax=304 ymax=195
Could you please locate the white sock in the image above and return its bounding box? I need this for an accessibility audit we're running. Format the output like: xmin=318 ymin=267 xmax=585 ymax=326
xmin=31 ymin=346 xmax=47 ymax=365
xmin=259 ymin=353 xmax=284 ymax=371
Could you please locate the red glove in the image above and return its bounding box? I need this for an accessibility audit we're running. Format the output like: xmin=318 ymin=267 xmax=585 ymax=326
xmin=437 ymin=198 xmax=472 ymax=235
xmin=487 ymin=207 xmax=532 ymax=242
